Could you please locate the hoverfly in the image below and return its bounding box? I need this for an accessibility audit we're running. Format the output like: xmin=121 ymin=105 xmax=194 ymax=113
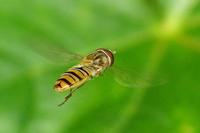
xmin=31 ymin=43 xmax=160 ymax=106
xmin=54 ymin=48 xmax=115 ymax=106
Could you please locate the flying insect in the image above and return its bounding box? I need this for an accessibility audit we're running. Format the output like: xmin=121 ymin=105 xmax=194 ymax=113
xmin=54 ymin=48 xmax=114 ymax=106
xmin=32 ymin=43 xmax=160 ymax=106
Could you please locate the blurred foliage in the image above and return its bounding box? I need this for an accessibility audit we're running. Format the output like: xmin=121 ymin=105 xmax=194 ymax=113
xmin=0 ymin=0 xmax=200 ymax=133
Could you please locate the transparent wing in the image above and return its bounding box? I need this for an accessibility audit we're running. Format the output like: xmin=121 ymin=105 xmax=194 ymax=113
xmin=28 ymin=40 xmax=83 ymax=65
xmin=109 ymin=66 xmax=165 ymax=89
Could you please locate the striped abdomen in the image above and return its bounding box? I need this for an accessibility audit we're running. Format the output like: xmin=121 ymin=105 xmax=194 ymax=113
xmin=54 ymin=66 xmax=92 ymax=92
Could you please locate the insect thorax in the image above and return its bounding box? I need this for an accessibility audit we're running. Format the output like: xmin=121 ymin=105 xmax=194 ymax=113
xmin=80 ymin=51 xmax=110 ymax=76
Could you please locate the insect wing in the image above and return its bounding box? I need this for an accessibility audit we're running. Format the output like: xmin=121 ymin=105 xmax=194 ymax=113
xmin=29 ymin=40 xmax=83 ymax=65
xmin=110 ymin=66 xmax=164 ymax=89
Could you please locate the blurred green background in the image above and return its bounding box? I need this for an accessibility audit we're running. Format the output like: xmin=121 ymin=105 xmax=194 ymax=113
xmin=0 ymin=0 xmax=200 ymax=133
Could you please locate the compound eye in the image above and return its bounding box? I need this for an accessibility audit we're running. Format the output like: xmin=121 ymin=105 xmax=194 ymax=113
xmin=96 ymin=48 xmax=114 ymax=66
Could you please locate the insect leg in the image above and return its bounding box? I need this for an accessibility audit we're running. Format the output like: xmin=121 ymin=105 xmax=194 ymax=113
xmin=58 ymin=89 xmax=73 ymax=107
xmin=57 ymin=83 xmax=86 ymax=107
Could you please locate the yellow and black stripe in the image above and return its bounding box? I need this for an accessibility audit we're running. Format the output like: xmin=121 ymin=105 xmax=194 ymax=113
xmin=73 ymin=67 xmax=90 ymax=76
xmin=55 ymin=66 xmax=92 ymax=90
